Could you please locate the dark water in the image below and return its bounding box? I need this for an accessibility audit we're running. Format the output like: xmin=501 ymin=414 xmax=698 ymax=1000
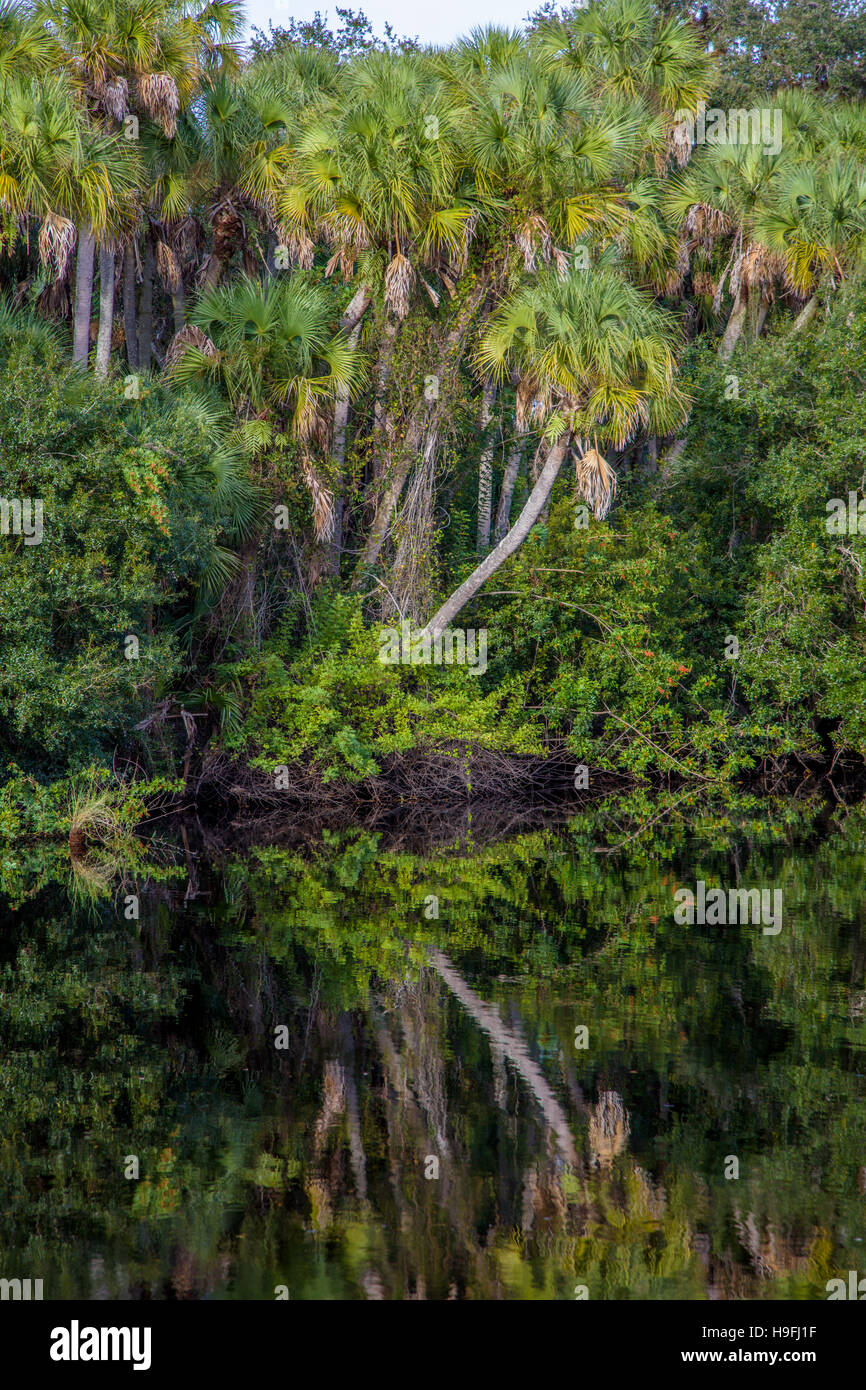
xmin=2 ymin=794 xmax=865 ymax=1300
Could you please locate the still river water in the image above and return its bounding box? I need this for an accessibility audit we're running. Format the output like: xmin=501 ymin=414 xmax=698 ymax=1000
xmin=2 ymin=792 xmax=865 ymax=1299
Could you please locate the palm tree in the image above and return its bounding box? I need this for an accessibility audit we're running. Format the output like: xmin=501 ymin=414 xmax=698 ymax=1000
xmin=421 ymin=262 xmax=688 ymax=636
xmin=70 ymin=123 xmax=139 ymax=368
xmin=0 ymin=0 xmax=58 ymax=82
xmin=39 ymin=0 xmax=240 ymax=372
xmin=170 ymin=273 xmax=363 ymax=539
xmin=754 ymin=157 xmax=866 ymax=321
xmin=665 ymin=139 xmax=791 ymax=359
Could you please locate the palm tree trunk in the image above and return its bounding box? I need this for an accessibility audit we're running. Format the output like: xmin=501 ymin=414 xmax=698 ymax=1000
xmin=328 ymin=285 xmax=371 ymax=577
xmin=138 ymin=239 xmax=154 ymax=372
xmin=357 ymin=453 xmax=416 ymax=575
xmin=476 ymin=382 xmax=497 ymax=554
xmin=753 ymin=296 xmax=769 ymax=341
xmin=371 ymin=319 xmax=398 ymax=480
xmin=95 ymin=245 xmax=116 ymax=379
xmin=719 ymin=286 xmax=747 ymax=361
xmin=421 ymin=433 xmax=571 ymax=636
xmin=122 ymin=245 xmax=138 ymax=370
xmin=791 ymin=294 xmax=818 ymax=333
xmin=493 ymin=439 xmax=523 ymax=542
xmin=72 ymin=226 xmax=96 ymax=366
xmin=356 ymin=276 xmax=489 ymax=581
xmin=171 ymin=284 xmax=185 ymax=333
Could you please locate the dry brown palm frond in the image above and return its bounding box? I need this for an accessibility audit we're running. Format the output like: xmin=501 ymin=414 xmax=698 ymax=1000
xmin=38 ymin=212 xmax=76 ymax=277
xmin=516 ymin=375 xmax=549 ymax=431
xmin=667 ymin=118 xmax=693 ymax=168
xmin=300 ymin=454 xmax=334 ymax=540
xmin=575 ymin=445 xmax=617 ymax=520
xmin=212 ymin=204 xmax=244 ymax=263
xmin=279 ymin=227 xmax=314 ymax=269
xmin=36 ymin=276 xmax=70 ymax=321
xmin=662 ymin=237 xmax=691 ymax=295
xmin=98 ymin=75 xmax=128 ymax=123
xmin=384 ymin=251 xmax=415 ymax=319
xmin=440 ymin=270 xmax=457 ymax=298
xmin=552 ymin=246 xmax=570 ymax=280
xmin=319 ymin=213 xmax=369 ymax=255
xmin=165 ymin=323 xmax=216 ymax=368
xmin=453 ymin=210 xmax=479 ymax=275
xmin=515 ymin=213 xmax=552 ymax=273
xmin=156 ymin=238 xmax=182 ymax=291
xmin=692 ymin=269 xmax=715 ymax=296
xmin=137 ymin=72 xmax=179 ymax=138
xmin=738 ymin=242 xmax=785 ymax=296
xmin=684 ymin=204 xmax=731 ymax=241
xmin=174 ymin=216 xmax=203 ymax=271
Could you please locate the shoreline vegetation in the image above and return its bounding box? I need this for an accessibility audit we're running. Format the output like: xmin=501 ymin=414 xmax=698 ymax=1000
xmin=1 ymin=0 xmax=865 ymax=853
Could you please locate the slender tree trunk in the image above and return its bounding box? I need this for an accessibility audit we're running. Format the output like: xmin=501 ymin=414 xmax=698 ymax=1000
xmin=663 ymin=437 xmax=687 ymax=467
xmin=357 ymin=454 xmax=416 ymax=575
xmin=791 ymin=294 xmax=818 ymax=333
xmin=493 ymin=438 xmax=523 ymax=542
xmin=719 ymin=285 xmax=748 ymax=361
xmin=328 ymin=285 xmax=371 ymax=577
xmin=355 ymin=277 xmax=489 ymax=582
xmin=475 ymin=382 xmax=497 ymax=554
xmin=73 ymin=226 xmax=96 ymax=366
xmin=171 ymin=284 xmax=185 ymax=333
xmin=371 ymin=318 xmax=398 ymax=480
xmin=138 ymin=239 xmax=154 ymax=372
xmin=753 ymin=296 xmax=769 ymax=341
xmin=421 ymin=434 xmax=571 ymax=636
xmin=201 ymin=254 xmax=224 ymax=291
xmin=122 ymin=244 xmax=138 ymax=370
xmin=95 ymin=245 xmax=116 ymax=379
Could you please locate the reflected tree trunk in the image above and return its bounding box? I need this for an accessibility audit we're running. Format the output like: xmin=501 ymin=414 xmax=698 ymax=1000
xmin=427 ymin=949 xmax=577 ymax=1165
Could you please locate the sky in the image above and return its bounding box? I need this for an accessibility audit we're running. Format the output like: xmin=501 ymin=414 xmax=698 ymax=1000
xmin=242 ymin=0 xmax=536 ymax=49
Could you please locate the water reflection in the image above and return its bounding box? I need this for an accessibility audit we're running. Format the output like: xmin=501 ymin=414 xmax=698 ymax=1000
xmin=1 ymin=796 xmax=865 ymax=1299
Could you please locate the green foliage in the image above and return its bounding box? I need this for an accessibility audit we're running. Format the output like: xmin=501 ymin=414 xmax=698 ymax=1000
xmin=0 ymin=313 xmax=242 ymax=772
xmin=220 ymin=593 xmax=542 ymax=780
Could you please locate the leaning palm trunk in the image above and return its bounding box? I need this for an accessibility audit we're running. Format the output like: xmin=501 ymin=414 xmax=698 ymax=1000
xmin=421 ymin=433 xmax=572 ymax=636
xmin=95 ymin=245 xmax=116 ymax=378
xmin=493 ymin=438 xmax=523 ymax=542
xmin=791 ymin=294 xmax=819 ymax=333
xmin=73 ymin=226 xmax=96 ymax=366
xmin=719 ymin=285 xmax=748 ymax=361
xmin=122 ymin=245 xmax=138 ymax=370
xmin=475 ymin=382 xmax=497 ymax=553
